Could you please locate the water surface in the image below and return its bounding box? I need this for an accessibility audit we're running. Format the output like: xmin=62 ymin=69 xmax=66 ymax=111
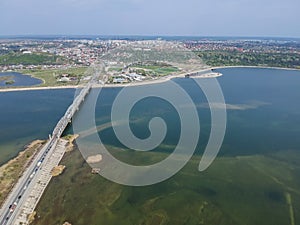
xmin=0 ymin=89 xmax=74 ymax=165
xmin=1 ymin=67 xmax=300 ymax=225
xmin=0 ymin=72 xmax=42 ymax=87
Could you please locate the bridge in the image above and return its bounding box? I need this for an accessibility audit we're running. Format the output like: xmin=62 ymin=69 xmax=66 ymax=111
xmin=0 ymin=70 xmax=99 ymax=225
xmin=0 ymin=64 xmax=220 ymax=224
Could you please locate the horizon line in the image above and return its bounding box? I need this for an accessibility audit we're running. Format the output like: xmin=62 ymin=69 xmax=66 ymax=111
xmin=0 ymin=34 xmax=300 ymax=40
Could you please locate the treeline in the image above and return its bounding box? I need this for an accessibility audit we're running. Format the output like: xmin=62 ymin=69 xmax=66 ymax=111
xmin=0 ymin=52 xmax=69 ymax=65
xmin=197 ymin=51 xmax=300 ymax=69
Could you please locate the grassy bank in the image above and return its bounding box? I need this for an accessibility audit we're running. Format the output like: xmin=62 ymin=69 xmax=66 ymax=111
xmin=0 ymin=140 xmax=46 ymax=206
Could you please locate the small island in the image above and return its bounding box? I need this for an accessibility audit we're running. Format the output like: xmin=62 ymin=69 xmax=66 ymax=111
xmin=51 ymin=165 xmax=66 ymax=177
xmin=5 ymin=80 xmax=15 ymax=85
xmin=0 ymin=75 xmax=15 ymax=85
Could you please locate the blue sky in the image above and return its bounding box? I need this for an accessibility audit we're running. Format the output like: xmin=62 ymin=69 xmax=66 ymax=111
xmin=0 ymin=0 xmax=299 ymax=37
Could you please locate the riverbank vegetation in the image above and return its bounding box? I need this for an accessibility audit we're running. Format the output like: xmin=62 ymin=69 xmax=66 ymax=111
xmin=0 ymin=140 xmax=45 ymax=206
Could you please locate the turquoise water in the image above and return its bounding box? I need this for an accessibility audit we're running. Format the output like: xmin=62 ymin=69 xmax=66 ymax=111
xmin=0 ymin=72 xmax=42 ymax=87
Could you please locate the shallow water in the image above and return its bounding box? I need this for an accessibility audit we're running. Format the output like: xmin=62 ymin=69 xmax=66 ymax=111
xmin=0 ymin=72 xmax=42 ymax=87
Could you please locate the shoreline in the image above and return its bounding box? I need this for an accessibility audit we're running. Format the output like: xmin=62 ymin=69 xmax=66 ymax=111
xmin=0 ymin=85 xmax=78 ymax=92
xmin=0 ymin=71 xmax=192 ymax=91
xmin=98 ymin=72 xmax=188 ymax=88
xmin=0 ymin=65 xmax=299 ymax=92
xmin=0 ymin=140 xmax=45 ymax=207
xmin=0 ymin=67 xmax=220 ymax=92
xmin=212 ymin=65 xmax=300 ymax=71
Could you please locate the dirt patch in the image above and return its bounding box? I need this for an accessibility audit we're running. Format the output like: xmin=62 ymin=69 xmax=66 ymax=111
xmin=86 ymin=154 xmax=103 ymax=164
xmin=28 ymin=211 xmax=36 ymax=224
xmin=63 ymin=222 xmax=72 ymax=225
xmin=51 ymin=165 xmax=66 ymax=177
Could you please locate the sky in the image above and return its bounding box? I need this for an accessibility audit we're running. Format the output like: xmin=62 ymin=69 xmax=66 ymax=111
xmin=0 ymin=0 xmax=299 ymax=37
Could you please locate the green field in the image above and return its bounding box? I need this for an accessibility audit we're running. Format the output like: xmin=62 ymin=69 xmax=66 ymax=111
xmin=133 ymin=65 xmax=180 ymax=76
xmin=108 ymin=67 xmax=123 ymax=72
xmin=32 ymin=146 xmax=300 ymax=225
xmin=20 ymin=67 xmax=88 ymax=87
